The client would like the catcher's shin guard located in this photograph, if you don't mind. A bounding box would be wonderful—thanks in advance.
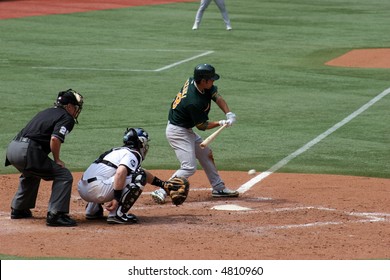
[116,184,142,216]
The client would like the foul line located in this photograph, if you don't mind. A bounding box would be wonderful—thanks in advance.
[154,50,214,71]
[237,87,390,194]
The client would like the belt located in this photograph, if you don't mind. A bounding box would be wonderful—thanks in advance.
[94,159,118,169]
[87,177,97,183]
[14,136,30,143]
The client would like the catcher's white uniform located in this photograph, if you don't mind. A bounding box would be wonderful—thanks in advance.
[77,147,142,217]
[192,0,232,30]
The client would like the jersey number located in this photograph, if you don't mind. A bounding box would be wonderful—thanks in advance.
[172,80,189,109]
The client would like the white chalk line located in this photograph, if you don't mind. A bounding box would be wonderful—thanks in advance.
[237,86,390,194]
[1,204,389,234]
[31,50,214,72]
[154,50,214,71]
[247,206,390,233]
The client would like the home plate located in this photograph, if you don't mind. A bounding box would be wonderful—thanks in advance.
[211,204,252,211]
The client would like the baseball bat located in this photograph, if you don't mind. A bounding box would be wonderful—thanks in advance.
[200,124,228,149]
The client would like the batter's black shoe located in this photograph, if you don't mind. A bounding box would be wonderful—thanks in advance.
[46,212,77,227]
[11,208,32,219]
[212,188,239,198]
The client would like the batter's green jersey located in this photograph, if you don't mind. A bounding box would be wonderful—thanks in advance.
[168,77,219,130]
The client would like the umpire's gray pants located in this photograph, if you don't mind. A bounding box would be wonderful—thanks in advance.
[6,140,73,213]
[166,123,225,191]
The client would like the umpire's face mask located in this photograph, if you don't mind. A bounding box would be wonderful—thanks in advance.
[65,103,83,124]
[73,104,83,124]
[72,92,84,124]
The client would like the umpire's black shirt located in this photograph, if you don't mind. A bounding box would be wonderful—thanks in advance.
[17,107,75,154]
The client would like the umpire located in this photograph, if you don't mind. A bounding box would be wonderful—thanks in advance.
[5,89,84,227]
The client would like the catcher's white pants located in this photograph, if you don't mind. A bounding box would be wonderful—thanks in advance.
[166,123,225,191]
[77,176,133,216]
[194,0,231,27]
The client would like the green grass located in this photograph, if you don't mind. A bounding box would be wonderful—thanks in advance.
[0,254,84,260]
[0,0,389,178]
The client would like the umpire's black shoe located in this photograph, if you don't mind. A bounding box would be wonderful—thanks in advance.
[46,212,77,227]
[11,208,32,219]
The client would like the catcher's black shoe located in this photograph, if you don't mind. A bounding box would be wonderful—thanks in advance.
[126,213,139,223]
[212,188,239,198]
[107,213,138,224]
[11,208,33,219]
[85,203,104,220]
[46,212,77,227]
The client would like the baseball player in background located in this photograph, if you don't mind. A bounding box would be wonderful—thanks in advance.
[151,63,238,204]
[5,89,84,227]
[192,0,232,30]
[77,127,168,224]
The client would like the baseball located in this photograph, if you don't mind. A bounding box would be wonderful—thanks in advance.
[248,169,256,175]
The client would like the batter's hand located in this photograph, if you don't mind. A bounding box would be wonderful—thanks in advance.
[219,120,228,126]
[226,119,234,126]
[226,112,236,125]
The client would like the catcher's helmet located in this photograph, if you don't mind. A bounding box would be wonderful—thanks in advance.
[193,64,220,81]
[123,127,150,160]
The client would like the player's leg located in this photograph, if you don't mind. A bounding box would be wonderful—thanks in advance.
[214,0,232,30]
[151,124,197,204]
[107,183,143,224]
[78,176,114,220]
[85,202,104,220]
[10,175,40,219]
[195,134,238,197]
[7,140,37,218]
[193,0,212,29]
[152,125,196,203]
[169,132,197,179]
[46,165,77,226]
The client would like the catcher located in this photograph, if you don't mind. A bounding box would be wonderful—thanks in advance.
[77,127,189,224]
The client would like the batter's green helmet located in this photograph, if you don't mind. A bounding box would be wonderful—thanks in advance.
[193,64,220,81]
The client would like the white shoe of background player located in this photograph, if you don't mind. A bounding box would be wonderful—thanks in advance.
[151,188,167,204]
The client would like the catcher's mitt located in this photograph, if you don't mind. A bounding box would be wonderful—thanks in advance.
[163,176,190,206]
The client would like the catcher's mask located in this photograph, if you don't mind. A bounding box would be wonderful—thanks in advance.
[55,89,84,123]
[123,127,150,160]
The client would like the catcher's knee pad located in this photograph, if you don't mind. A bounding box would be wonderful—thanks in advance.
[116,184,142,215]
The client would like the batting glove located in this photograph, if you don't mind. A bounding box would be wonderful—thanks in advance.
[226,119,234,127]
[219,120,233,127]
[226,112,236,124]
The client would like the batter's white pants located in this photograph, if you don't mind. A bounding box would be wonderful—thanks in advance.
[166,123,225,191]
[194,0,231,27]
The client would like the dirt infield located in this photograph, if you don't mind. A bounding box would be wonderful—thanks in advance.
[1,171,389,260]
[326,48,390,68]
[0,0,195,20]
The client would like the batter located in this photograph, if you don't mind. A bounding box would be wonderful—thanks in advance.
[151,63,238,204]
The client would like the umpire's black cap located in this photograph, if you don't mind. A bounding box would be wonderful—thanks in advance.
[56,89,83,107]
